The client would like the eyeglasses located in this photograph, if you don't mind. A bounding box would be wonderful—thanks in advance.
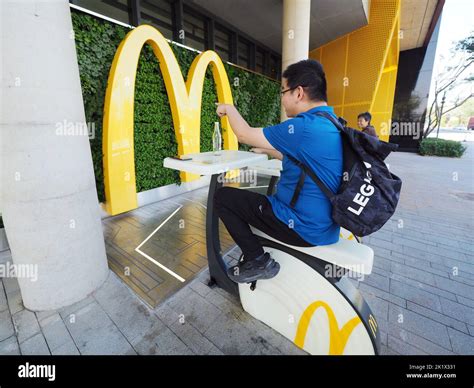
[280,85,305,96]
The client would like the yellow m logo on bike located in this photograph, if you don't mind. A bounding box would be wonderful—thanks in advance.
[294,300,362,355]
[103,25,237,215]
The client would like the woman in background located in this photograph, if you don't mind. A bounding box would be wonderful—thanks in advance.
[357,112,378,138]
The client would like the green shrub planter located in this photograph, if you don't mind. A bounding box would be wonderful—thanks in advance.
[419,138,467,158]
[71,10,281,203]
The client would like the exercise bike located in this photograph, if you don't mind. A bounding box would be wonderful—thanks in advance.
[165,152,380,355]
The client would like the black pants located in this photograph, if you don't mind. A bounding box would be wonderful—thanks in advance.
[214,186,314,260]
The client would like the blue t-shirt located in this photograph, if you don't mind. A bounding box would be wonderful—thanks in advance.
[263,106,342,246]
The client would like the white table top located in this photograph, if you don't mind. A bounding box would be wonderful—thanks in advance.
[163,150,268,176]
[249,158,282,177]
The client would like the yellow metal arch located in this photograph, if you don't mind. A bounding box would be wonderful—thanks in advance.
[103,25,237,215]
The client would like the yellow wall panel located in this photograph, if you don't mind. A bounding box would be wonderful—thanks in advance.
[321,36,347,107]
[342,105,371,129]
[333,106,343,118]
[309,0,401,142]
[312,48,322,62]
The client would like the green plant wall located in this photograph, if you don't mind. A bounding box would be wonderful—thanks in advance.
[71,10,281,203]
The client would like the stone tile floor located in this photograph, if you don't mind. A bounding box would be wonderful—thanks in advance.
[0,144,472,355]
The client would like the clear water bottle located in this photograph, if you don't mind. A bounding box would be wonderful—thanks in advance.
[212,121,222,155]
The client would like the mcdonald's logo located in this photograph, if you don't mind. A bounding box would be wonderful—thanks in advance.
[368,313,378,337]
[103,25,238,215]
[294,300,362,355]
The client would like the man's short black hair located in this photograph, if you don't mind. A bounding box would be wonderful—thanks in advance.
[282,59,327,102]
[358,112,372,123]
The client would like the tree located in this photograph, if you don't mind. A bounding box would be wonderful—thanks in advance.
[442,98,474,127]
[424,32,473,138]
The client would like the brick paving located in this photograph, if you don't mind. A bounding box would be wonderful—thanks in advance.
[0,144,472,355]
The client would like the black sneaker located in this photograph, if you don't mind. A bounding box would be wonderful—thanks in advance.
[227,252,280,283]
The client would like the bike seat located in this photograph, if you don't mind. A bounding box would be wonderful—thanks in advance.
[250,226,374,275]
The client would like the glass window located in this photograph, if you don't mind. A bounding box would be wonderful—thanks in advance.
[183,8,206,51]
[214,24,230,62]
[140,0,173,40]
[269,54,279,80]
[72,0,130,24]
[256,48,264,74]
[238,37,250,68]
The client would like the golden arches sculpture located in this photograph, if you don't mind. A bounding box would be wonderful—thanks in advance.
[103,25,237,215]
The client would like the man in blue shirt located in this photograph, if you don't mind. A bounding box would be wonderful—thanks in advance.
[214,59,342,283]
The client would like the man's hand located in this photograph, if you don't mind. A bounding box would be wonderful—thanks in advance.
[215,103,230,118]
[214,102,275,150]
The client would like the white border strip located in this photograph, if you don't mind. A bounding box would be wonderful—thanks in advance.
[70,3,134,29]
[135,205,186,282]
[69,3,201,55]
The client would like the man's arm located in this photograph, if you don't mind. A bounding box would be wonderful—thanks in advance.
[216,103,276,149]
[251,148,283,160]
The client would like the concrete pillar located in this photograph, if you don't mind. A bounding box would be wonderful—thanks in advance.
[1,0,109,310]
[281,0,311,121]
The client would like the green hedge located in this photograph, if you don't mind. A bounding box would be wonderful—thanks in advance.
[419,138,466,158]
[72,10,281,203]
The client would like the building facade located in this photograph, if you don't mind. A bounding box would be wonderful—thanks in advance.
[1,0,445,311]
[70,0,444,145]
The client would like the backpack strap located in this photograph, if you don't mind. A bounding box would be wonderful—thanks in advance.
[313,111,345,131]
[287,111,342,208]
[289,163,306,208]
[287,154,334,207]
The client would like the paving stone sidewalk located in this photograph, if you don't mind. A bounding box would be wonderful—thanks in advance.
[0,144,472,355]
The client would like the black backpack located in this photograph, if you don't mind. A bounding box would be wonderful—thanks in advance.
[287,111,402,237]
